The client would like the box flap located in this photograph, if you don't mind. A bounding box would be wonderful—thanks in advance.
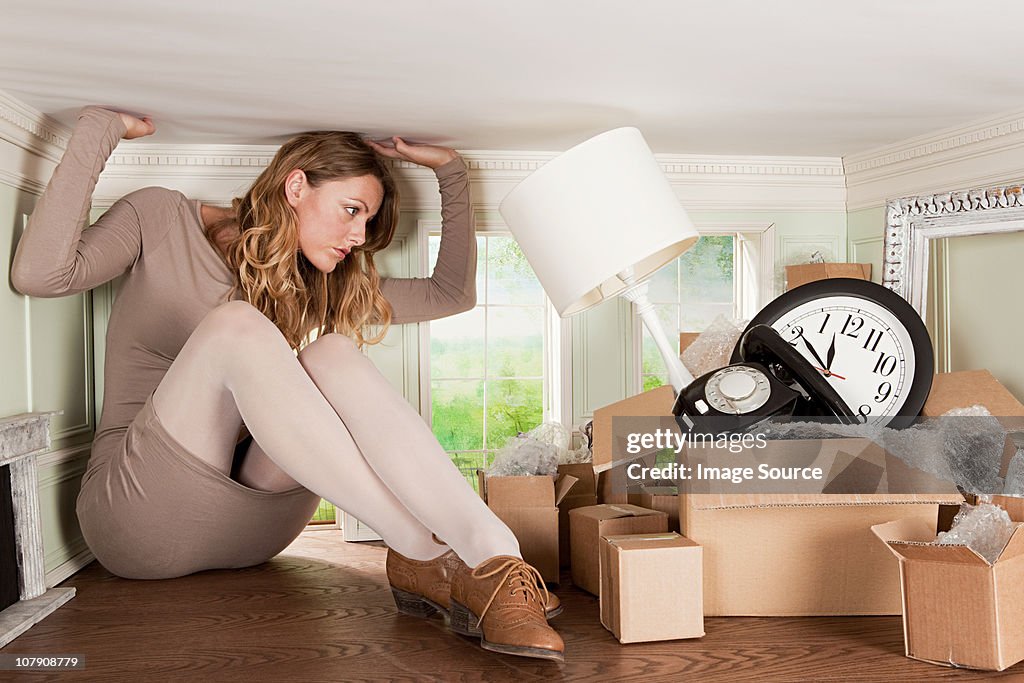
[558,463,597,494]
[888,542,990,566]
[871,518,991,565]
[871,517,937,545]
[569,503,667,522]
[554,474,580,505]
[922,370,1024,417]
[995,524,1024,562]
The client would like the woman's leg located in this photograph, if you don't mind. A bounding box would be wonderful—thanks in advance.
[152,300,520,566]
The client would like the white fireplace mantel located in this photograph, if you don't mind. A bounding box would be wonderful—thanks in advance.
[0,411,76,648]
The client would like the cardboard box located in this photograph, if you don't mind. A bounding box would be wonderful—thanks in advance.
[872,516,1024,671]
[785,262,871,291]
[557,463,598,569]
[476,471,577,584]
[628,486,680,533]
[592,384,674,472]
[569,504,668,595]
[600,533,704,643]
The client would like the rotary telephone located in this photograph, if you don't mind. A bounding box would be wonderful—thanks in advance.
[672,324,858,433]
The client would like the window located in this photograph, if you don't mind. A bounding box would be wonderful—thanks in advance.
[639,225,774,390]
[423,227,557,490]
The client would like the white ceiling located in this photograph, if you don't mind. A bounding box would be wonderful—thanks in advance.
[2,0,1024,157]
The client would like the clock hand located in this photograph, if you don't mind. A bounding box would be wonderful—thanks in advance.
[825,332,837,374]
[800,337,829,374]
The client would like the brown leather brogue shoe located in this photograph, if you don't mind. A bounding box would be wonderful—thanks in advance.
[385,548,454,619]
[444,555,562,623]
[449,555,565,662]
[387,548,563,621]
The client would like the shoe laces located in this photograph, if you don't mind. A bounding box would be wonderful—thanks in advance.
[472,557,550,622]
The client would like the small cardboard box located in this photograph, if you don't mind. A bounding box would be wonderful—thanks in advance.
[628,486,681,533]
[872,516,1024,671]
[785,262,871,291]
[557,464,598,569]
[600,532,704,643]
[476,471,578,584]
[569,504,669,595]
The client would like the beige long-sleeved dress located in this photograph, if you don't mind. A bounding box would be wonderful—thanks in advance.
[11,107,476,579]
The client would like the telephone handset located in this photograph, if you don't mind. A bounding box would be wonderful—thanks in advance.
[671,324,857,433]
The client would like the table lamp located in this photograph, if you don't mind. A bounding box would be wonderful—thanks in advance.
[499,127,699,392]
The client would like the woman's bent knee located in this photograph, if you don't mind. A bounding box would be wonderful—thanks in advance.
[194,300,282,350]
[297,333,363,374]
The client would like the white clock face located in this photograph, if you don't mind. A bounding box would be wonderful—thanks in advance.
[770,296,916,425]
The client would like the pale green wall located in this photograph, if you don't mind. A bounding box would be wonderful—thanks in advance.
[938,231,1024,400]
[2,180,95,582]
[846,207,886,284]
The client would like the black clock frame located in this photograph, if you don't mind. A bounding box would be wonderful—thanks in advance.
[729,277,934,426]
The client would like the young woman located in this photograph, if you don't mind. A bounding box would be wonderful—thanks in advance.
[11,106,564,662]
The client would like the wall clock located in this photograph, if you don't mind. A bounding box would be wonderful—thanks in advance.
[728,278,934,427]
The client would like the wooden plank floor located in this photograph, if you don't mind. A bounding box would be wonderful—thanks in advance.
[4,529,1021,682]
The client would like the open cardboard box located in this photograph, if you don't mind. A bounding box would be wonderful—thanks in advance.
[872,515,1024,671]
[591,370,1023,615]
[476,471,578,584]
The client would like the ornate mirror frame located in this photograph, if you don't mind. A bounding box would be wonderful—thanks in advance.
[883,182,1024,320]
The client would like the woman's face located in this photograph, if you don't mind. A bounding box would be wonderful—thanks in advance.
[287,172,385,273]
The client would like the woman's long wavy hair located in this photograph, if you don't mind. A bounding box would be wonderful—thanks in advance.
[206,131,399,350]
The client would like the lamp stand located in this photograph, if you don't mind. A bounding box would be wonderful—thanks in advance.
[618,269,695,393]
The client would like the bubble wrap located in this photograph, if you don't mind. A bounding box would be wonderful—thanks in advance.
[756,404,1006,494]
[1001,432,1024,497]
[681,315,745,378]
[935,502,1018,564]
[486,422,569,477]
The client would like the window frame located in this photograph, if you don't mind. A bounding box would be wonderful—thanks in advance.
[633,222,776,386]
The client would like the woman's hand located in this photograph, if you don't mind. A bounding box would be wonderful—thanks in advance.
[117,111,156,140]
[368,136,459,170]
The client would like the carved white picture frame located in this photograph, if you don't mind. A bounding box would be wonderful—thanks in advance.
[883,182,1024,319]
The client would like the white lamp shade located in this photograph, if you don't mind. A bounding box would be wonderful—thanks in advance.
[499,127,698,317]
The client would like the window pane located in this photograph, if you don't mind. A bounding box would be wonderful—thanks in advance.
[641,303,679,373]
[486,379,544,450]
[431,380,484,451]
[431,307,485,378]
[642,374,667,391]
[680,302,734,333]
[487,236,544,305]
[487,307,544,378]
[680,235,734,304]
[449,451,486,491]
[648,260,679,303]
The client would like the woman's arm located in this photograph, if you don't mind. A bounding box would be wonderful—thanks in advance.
[372,138,477,324]
[10,107,153,297]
